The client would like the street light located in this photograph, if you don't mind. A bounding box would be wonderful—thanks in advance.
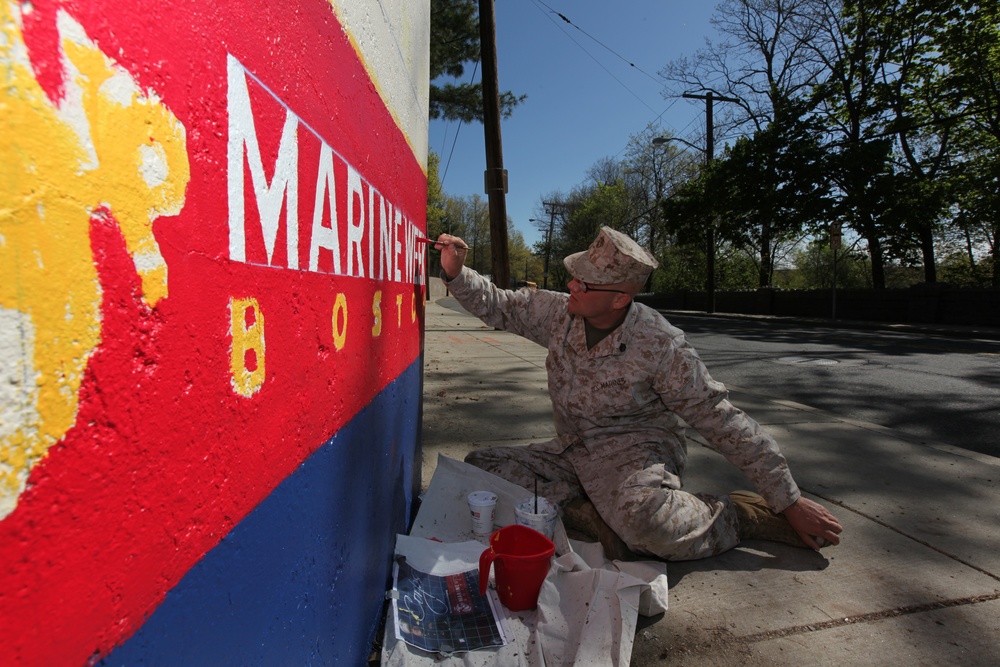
[652,135,702,152]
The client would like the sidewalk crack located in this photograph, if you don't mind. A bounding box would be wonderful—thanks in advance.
[806,488,1000,583]
[739,591,1000,644]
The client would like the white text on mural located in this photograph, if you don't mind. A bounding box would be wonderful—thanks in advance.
[226,54,424,284]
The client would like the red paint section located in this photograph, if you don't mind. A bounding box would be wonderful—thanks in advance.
[2,1,426,665]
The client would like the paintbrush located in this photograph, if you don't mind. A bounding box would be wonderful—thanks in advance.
[415,236,470,250]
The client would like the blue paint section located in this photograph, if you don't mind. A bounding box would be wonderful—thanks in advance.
[99,360,423,666]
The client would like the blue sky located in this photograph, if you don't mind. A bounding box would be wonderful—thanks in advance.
[429,0,720,247]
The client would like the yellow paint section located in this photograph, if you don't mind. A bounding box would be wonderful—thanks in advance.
[332,293,348,350]
[0,5,189,519]
[230,298,266,397]
[372,290,383,337]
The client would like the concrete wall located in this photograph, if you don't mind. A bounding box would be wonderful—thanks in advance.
[0,1,429,664]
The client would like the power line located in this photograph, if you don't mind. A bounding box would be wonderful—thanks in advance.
[524,0,711,160]
[526,0,660,115]
[440,59,480,186]
[530,0,666,86]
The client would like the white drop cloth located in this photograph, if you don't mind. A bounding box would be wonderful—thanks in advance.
[381,456,668,666]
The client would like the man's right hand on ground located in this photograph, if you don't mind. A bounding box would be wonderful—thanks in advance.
[782,496,843,549]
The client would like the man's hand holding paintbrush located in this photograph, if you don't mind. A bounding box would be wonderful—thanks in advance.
[419,234,469,280]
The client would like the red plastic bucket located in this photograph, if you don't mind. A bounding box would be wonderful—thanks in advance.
[479,524,555,611]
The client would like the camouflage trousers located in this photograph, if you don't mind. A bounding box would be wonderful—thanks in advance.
[465,440,740,561]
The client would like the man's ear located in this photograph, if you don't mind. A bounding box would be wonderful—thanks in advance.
[612,292,633,309]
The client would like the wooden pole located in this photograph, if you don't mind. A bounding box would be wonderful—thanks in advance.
[478,0,510,288]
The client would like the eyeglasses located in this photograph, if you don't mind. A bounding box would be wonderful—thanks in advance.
[578,281,629,295]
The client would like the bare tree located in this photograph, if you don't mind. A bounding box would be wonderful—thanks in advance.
[660,0,828,287]
[661,0,824,136]
[804,0,912,289]
[622,125,700,263]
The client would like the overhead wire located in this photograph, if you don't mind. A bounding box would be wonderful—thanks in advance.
[525,0,704,162]
[526,0,661,115]
[526,1,751,162]
[529,0,666,87]
[439,59,480,187]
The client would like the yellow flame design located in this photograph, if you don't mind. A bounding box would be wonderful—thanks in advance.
[0,3,190,519]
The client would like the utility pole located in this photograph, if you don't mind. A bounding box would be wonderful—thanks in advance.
[478,0,510,288]
[831,222,842,320]
[540,201,569,289]
[683,91,738,314]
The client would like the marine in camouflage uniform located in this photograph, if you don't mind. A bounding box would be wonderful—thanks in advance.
[440,227,839,561]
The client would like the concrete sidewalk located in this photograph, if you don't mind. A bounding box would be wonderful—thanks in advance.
[420,285,1000,666]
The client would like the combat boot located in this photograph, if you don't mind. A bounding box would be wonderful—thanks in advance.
[562,498,637,561]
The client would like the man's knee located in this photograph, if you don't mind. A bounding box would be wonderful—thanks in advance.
[608,486,738,561]
[610,503,664,552]
[464,447,528,482]
[464,447,500,471]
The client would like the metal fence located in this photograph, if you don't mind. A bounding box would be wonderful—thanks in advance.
[636,285,1000,327]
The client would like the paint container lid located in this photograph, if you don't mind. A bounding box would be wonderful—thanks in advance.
[468,491,497,507]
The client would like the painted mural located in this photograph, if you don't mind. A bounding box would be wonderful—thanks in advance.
[0,0,428,664]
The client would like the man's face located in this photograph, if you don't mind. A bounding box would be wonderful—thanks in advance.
[566,277,628,318]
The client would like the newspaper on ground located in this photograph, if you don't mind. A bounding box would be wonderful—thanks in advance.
[392,555,509,654]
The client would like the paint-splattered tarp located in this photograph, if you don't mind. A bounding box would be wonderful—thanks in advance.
[381,456,668,667]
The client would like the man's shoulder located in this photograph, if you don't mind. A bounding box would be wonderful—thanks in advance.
[630,302,679,336]
[524,286,569,313]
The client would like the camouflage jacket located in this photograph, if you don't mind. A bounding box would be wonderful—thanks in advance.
[444,267,801,512]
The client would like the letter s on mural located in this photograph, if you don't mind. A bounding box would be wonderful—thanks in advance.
[0,0,428,664]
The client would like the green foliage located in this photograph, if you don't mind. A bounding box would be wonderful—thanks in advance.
[713,95,833,286]
[714,245,760,290]
[937,251,993,288]
[426,152,446,238]
[505,223,543,286]
[787,242,870,290]
[429,0,526,122]
[936,1,1000,287]
[427,179,537,285]
[430,84,525,123]
[660,173,712,247]
[430,0,479,80]
[650,244,706,292]
[802,0,1000,288]
[567,182,630,244]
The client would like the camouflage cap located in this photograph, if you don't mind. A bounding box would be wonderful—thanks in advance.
[563,226,659,285]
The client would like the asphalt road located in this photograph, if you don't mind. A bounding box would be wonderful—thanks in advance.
[662,313,1000,460]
